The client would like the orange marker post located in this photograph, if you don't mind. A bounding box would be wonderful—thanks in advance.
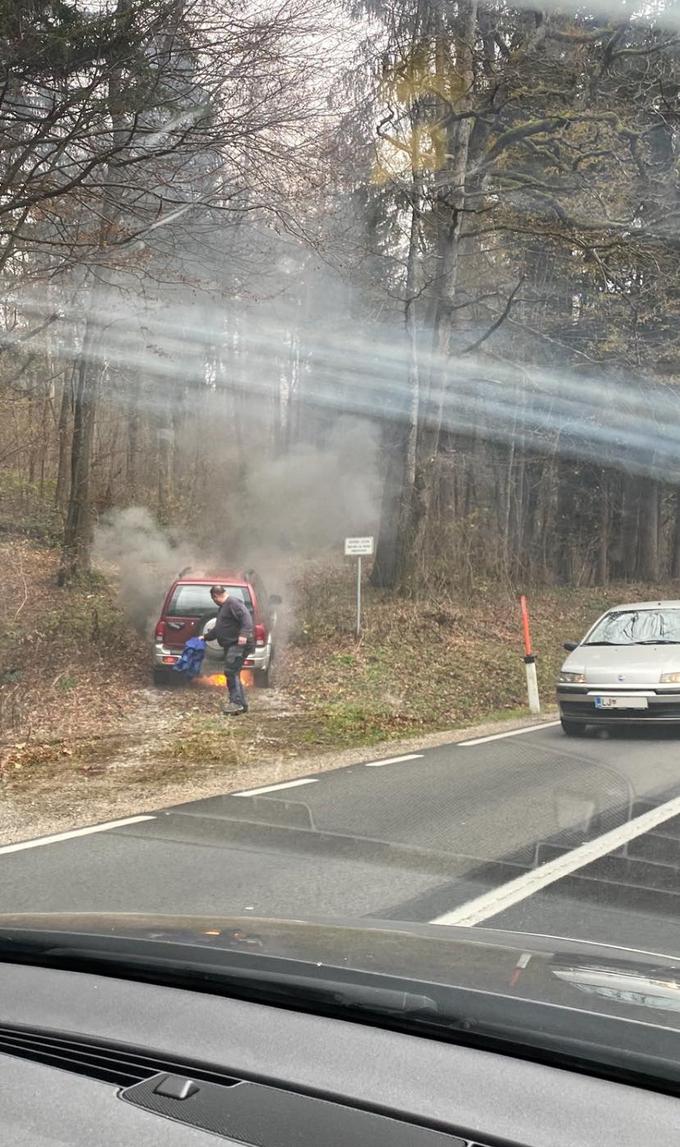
[519,595,541,715]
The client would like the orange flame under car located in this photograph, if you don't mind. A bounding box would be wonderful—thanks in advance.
[192,670,254,689]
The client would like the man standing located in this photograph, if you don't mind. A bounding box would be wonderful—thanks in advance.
[205,585,254,715]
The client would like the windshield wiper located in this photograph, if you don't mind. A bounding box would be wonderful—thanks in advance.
[581,639,680,646]
[632,640,680,645]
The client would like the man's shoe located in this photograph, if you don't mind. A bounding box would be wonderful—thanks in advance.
[222,701,246,715]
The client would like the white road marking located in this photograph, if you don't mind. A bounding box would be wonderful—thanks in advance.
[459,721,561,746]
[234,778,318,797]
[364,754,424,767]
[0,816,155,856]
[430,791,680,926]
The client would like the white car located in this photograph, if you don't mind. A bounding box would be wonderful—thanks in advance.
[557,600,680,735]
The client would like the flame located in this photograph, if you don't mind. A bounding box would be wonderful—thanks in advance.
[192,670,254,689]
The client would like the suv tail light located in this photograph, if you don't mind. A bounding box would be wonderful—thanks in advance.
[254,623,266,646]
[154,620,166,642]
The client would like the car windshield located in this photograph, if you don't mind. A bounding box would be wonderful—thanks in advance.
[168,585,252,617]
[8,0,680,1092]
[586,610,680,646]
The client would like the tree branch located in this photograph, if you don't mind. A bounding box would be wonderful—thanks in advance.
[461,277,524,355]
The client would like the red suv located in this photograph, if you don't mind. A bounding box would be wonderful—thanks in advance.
[153,571,280,687]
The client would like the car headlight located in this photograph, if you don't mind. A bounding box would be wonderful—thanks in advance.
[559,671,586,683]
[660,671,680,683]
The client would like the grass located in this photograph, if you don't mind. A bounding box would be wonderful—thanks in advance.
[0,537,148,761]
[163,716,246,765]
[278,569,680,749]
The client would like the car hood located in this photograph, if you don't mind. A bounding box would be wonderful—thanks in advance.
[3,911,680,1026]
[562,644,680,684]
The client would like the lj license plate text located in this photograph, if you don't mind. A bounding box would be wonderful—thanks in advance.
[594,696,649,710]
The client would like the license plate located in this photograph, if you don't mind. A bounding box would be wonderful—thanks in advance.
[594,695,648,710]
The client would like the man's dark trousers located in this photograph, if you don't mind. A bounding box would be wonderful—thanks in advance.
[225,643,249,708]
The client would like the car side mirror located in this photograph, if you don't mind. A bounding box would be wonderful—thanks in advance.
[563,640,579,652]
[269,594,283,605]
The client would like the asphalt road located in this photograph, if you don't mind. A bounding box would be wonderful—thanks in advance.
[3,721,680,953]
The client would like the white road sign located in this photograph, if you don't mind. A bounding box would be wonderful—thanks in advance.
[344,536,374,556]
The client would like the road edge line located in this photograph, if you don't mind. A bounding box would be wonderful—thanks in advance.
[365,754,424,767]
[0,815,156,856]
[234,778,318,797]
[459,721,561,746]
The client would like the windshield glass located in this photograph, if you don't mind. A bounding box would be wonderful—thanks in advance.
[586,610,680,645]
[7,0,680,1087]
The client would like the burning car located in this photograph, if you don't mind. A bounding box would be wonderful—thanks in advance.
[152,571,280,688]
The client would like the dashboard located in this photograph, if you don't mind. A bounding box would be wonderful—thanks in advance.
[1,961,678,1146]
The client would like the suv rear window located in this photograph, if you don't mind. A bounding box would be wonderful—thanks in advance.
[167,584,253,617]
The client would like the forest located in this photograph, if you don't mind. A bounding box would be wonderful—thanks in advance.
[3,0,680,594]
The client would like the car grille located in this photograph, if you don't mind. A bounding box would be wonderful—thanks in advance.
[561,700,680,720]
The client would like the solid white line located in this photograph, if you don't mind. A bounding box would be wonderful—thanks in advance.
[0,816,155,856]
[234,778,318,797]
[431,791,680,927]
[364,754,424,767]
[459,721,561,747]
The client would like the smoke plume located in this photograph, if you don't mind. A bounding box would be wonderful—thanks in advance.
[94,419,379,635]
[93,508,201,635]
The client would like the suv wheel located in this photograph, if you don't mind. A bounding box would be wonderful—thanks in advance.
[153,667,177,687]
[561,717,586,736]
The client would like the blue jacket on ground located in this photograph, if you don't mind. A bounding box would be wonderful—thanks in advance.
[173,636,207,679]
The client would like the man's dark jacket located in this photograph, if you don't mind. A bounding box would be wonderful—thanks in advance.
[209,596,254,648]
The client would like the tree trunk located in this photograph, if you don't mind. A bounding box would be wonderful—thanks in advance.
[126,380,140,501]
[397,170,422,521]
[372,168,423,588]
[276,327,299,457]
[536,439,559,583]
[618,474,640,579]
[597,472,609,585]
[555,458,575,585]
[38,384,51,498]
[103,415,119,509]
[671,489,680,579]
[157,418,174,525]
[501,439,515,576]
[57,0,128,581]
[57,2,130,582]
[58,315,102,583]
[371,417,409,588]
[371,42,424,590]
[638,475,660,581]
[55,368,73,510]
[400,0,479,592]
